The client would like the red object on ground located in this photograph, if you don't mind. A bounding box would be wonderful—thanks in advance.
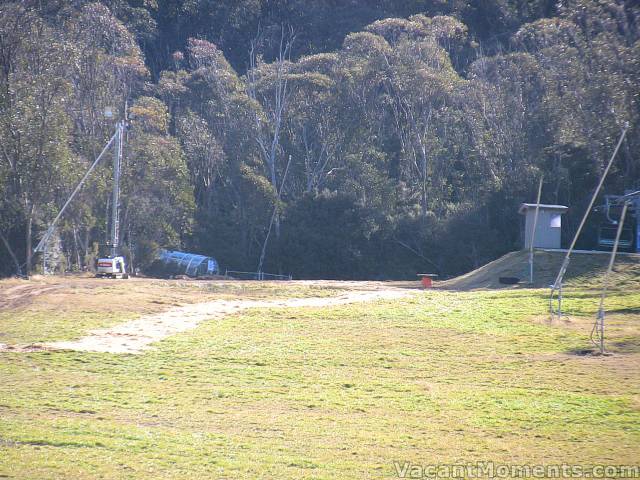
[418,273,437,288]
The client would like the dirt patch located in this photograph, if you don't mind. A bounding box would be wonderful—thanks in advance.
[1,288,414,354]
[0,283,64,310]
[437,250,640,290]
[0,342,53,353]
[531,314,585,329]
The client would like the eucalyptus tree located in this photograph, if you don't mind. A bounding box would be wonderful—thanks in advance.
[245,26,296,240]
[163,38,243,208]
[61,2,148,269]
[512,5,639,195]
[333,30,393,202]
[0,4,76,275]
[283,53,340,195]
[157,37,272,267]
[120,96,195,268]
[363,15,467,215]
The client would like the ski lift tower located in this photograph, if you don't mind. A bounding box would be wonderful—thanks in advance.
[95,119,128,278]
[592,189,640,354]
[34,112,129,279]
[110,120,122,258]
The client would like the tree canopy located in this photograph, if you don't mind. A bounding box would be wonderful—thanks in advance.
[0,0,638,278]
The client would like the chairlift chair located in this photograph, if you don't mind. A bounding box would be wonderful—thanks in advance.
[596,195,636,252]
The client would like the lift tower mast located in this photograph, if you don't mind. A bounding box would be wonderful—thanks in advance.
[110,121,123,257]
[33,118,129,279]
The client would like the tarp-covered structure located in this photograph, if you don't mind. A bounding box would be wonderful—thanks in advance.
[152,249,219,278]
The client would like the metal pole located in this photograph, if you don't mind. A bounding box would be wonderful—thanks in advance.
[111,122,122,257]
[550,125,628,316]
[529,175,543,284]
[636,198,640,254]
[594,201,629,354]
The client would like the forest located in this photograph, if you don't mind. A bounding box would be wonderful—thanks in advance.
[0,0,638,279]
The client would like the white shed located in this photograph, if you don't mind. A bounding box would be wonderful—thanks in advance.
[518,203,568,249]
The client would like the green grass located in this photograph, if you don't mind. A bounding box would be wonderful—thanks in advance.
[197,282,345,299]
[0,278,346,345]
[0,309,141,345]
[0,285,639,479]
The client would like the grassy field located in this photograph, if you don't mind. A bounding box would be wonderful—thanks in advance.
[0,262,639,479]
[0,277,347,345]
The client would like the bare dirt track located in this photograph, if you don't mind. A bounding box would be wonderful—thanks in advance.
[0,281,63,310]
[44,289,413,354]
[2,250,639,353]
[0,276,418,354]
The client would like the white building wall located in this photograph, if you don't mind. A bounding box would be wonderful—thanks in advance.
[524,210,563,249]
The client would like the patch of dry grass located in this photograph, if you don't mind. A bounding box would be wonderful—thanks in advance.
[0,276,346,344]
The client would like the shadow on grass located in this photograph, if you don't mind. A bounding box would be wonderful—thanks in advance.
[566,337,640,356]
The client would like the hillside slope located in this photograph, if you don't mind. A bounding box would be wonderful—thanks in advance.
[438,249,640,290]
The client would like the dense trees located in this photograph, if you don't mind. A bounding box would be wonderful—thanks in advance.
[0,3,193,276]
[0,0,638,278]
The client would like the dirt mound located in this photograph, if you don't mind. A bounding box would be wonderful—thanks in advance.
[437,249,640,290]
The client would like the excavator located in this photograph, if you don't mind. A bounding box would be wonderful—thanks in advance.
[94,120,129,279]
[96,255,128,279]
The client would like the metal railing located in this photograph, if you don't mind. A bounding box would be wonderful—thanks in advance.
[224,270,292,281]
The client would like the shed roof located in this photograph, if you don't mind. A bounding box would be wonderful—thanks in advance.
[518,203,568,215]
